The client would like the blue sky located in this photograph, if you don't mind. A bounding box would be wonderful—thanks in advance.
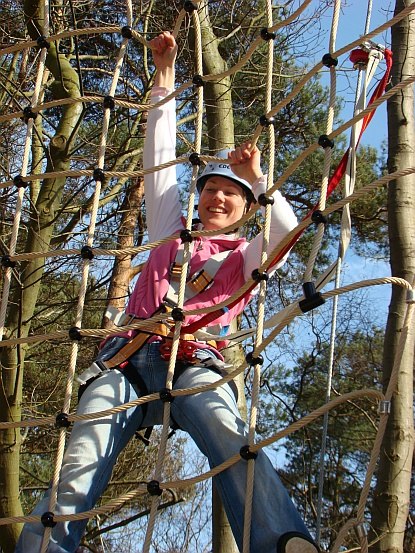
[309,0,394,149]
[303,1,395,322]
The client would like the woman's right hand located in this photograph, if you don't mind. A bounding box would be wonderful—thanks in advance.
[149,31,177,72]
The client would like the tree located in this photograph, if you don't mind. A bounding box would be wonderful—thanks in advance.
[1,1,411,551]
[370,2,415,552]
[0,0,83,547]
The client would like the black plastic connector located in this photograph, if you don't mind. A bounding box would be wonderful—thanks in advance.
[240,445,258,460]
[147,480,163,496]
[322,53,338,67]
[259,114,275,127]
[121,26,133,39]
[171,307,185,322]
[257,193,274,207]
[183,1,198,13]
[37,35,50,50]
[1,255,16,269]
[246,351,264,366]
[192,74,204,87]
[13,174,29,188]
[68,326,82,341]
[318,134,334,149]
[93,168,105,182]
[103,95,115,110]
[189,152,201,166]
[260,28,276,41]
[299,282,325,313]
[41,511,56,528]
[23,106,37,123]
[311,210,327,226]
[80,245,94,260]
[56,412,71,428]
[252,268,269,283]
[180,229,193,243]
[159,388,174,403]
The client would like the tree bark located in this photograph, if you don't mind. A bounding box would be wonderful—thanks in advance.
[102,178,145,330]
[197,6,241,552]
[198,3,235,152]
[370,2,415,552]
[0,1,83,549]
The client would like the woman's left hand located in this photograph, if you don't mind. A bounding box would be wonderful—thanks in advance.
[228,142,263,185]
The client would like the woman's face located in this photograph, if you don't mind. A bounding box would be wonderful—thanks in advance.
[198,176,247,231]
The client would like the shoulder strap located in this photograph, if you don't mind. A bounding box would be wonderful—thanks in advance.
[163,243,233,307]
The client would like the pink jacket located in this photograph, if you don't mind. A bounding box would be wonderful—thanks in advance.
[116,87,297,353]
[126,232,252,341]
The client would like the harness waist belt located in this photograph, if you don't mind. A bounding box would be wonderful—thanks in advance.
[102,319,217,370]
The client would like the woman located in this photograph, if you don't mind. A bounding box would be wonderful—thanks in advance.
[16,32,318,553]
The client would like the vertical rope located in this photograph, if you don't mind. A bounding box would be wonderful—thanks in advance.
[303,0,341,282]
[303,0,342,544]
[142,9,204,551]
[330,277,415,553]
[315,3,378,542]
[242,2,276,551]
[0,37,49,341]
[40,3,133,550]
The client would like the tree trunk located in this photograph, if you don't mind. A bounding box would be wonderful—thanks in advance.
[370,2,415,552]
[199,3,235,152]
[212,329,247,553]
[102,178,145,330]
[197,6,241,552]
[0,1,82,549]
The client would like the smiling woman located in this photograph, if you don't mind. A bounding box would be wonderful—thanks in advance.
[15,31,317,553]
[195,144,263,230]
[198,175,249,230]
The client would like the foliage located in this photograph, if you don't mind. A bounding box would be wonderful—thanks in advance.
[255,319,384,551]
[0,0,402,551]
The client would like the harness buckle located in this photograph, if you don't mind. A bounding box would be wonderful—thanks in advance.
[159,339,199,363]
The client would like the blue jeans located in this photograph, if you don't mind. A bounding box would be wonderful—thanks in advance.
[16,339,310,553]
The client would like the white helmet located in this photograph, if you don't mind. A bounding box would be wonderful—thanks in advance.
[196,149,254,202]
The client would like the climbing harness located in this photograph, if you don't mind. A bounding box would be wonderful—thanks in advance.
[77,236,239,396]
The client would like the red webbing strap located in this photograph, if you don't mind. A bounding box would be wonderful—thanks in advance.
[183,49,392,336]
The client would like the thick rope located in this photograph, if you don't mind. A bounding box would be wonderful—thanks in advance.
[39,4,134,549]
[142,10,205,550]
[0,388,385,529]
[316,1,379,540]
[0,28,49,341]
[0,3,414,552]
[243,1,276,549]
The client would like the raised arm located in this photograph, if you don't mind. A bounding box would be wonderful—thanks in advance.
[151,31,177,90]
[228,143,298,281]
[144,32,183,242]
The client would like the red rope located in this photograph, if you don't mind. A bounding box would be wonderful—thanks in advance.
[183,49,392,335]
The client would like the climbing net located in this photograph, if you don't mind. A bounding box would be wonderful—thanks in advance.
[0,0,414,552]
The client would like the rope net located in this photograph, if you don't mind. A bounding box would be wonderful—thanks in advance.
[0,1,414,552]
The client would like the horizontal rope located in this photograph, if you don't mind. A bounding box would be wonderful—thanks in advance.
[0,387,383,527]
